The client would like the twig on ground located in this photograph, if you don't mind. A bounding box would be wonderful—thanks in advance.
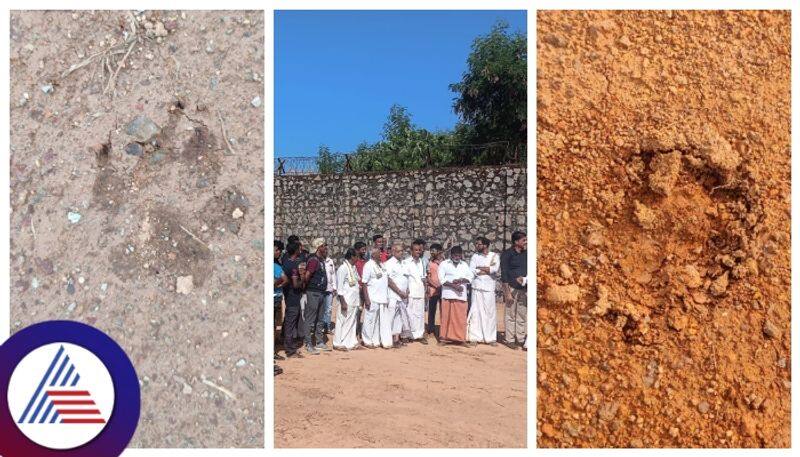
[217,110,237,155]
[60,10,141,97]
[202,378,236,401]
[105,39,136,96]
[179,224,210,250]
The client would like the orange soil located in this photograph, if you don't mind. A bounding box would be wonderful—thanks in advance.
[537,10,790,448]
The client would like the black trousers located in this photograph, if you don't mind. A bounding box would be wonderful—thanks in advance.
[427,295,440,335]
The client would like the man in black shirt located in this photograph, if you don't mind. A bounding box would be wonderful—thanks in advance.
[501,230,527,349]
[281,241,306,358]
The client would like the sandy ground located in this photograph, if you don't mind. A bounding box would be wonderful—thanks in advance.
[537,11,790,448]
[274,302,527,448]
[10,11,264,447]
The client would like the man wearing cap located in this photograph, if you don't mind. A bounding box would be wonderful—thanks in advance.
[301,237,332,355]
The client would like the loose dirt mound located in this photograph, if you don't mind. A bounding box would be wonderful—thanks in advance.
[537,11,789,448]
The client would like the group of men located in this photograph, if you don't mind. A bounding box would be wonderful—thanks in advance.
[273,231,527,368]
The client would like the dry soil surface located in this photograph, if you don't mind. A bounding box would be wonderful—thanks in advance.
[274,303,527,448]
[537,11,790,448]
[10,10,264,447]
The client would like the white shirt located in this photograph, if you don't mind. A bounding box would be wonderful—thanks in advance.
[403,256,426,299]
[325,257,337,292]
[437,258,475,301]
[385,256,409,302]
[361,259,388,304]
[336,261,361,305]
[469,251,500,292]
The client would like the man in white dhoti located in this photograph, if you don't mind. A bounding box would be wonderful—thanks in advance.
[468,236,500,345]
[402,239,428,344]
[333,248,361,351]
[361,247,392,348]
[386,242,412,347]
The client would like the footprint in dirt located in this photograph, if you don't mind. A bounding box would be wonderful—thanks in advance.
[591,123,765,344]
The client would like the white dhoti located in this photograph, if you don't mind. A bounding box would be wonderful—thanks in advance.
[378,302,395,348]
[361,303,381,347]
[408,296,426,339]
[468,289,497,343]
[333,299,359,350]
[391,299,412,338]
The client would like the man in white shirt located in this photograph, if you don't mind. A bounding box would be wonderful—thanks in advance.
[361,248,391,348]
[402,239,428,344]
[468,237,500,345]
[436,245,475,345]
[333,248,361,350]
[386,242,412,347]
[323,255,337,335]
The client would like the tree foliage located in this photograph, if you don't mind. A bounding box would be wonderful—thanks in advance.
[450,21,527,162]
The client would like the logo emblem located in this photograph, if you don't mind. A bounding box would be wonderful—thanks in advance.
[1,321,139,457]
[9,343,115,449]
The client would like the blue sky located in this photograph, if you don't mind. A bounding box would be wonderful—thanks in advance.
[275,10,527,157]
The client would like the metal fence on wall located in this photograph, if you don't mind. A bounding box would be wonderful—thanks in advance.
[274,141,525,175]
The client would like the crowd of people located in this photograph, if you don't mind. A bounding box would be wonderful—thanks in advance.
[272,232,528,375]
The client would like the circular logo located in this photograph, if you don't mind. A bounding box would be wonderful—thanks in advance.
[0,321,140,457]
[8,343,116,449]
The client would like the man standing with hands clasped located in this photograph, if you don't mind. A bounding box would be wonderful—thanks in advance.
[468,236,500,346]
[386,242,412,348]
[437,245,474,345]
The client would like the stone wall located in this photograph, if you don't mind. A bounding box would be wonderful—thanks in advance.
[274,165,527,259]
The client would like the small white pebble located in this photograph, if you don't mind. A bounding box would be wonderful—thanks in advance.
[67,211,82,224]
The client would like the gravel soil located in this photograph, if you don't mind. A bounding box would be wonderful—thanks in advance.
[537,10,790,448]
[10,10,265,447]
[275,301,527,448]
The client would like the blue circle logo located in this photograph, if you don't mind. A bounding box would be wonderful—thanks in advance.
[0,321,140,456]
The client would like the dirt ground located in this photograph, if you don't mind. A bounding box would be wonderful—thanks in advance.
[537,11,790,448]
[10,11,264,447]
[274,302,527,448]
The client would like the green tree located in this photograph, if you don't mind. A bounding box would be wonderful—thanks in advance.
[450,21,527,163]
[316,145,344,174]
[349,105,462,172]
